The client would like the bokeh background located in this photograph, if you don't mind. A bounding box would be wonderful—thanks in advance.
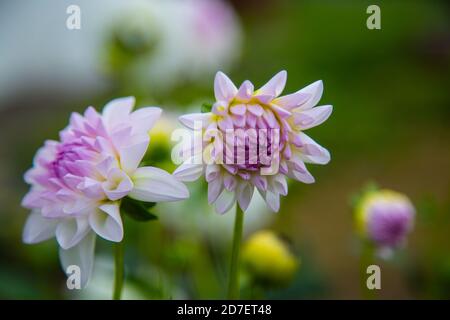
[0,0,449,299]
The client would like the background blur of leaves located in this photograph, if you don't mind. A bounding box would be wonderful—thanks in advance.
[0,0,449,299]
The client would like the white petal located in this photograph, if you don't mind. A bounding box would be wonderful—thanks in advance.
[59,231,96,289]
[208,175,223,204]
[288,158,315,184]
[102,168,134,201]
[237,182,254,212]
[298,132,331,164]
[273,91,310,110]
[129,166,190,202]
[205,164,221,183]
[102,97,135,130]
[89,203,123,242]
[119,134,149,174]
[257,70,287,97]
[56,217,90,250]
[22,211,58,244]
[215,189,236,215]
[296,80,323,110]
[173,161,204,182]
[214,71,238,101]
[265,191,280,212]
[129,107,162,134]
[179,113,211,130]
[294,105,333,130]
[270,174,288,196]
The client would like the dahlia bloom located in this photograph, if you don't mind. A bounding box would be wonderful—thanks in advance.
[174,71,332,213]
[21,97,189,287]
[355,189,415,254]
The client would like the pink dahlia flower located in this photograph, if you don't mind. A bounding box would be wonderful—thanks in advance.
[174,71,332,214]
[21,97,189,287]
[356,189,415,255]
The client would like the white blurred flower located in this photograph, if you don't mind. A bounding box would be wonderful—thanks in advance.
[0,0,242,105]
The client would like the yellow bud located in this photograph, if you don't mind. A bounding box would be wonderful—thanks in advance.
[242,230,299,286]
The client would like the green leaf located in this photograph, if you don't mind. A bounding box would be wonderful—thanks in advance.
[121,197,157,222]
[201,102,213,113]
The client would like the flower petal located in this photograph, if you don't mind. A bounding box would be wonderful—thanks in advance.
[102,96,135,130]
[59,231,96,289]
[230,104,247,116]
[208,175,223,204]
[215,189,236,214]
[129,166,190,202]
[173,161,204,182]
[273,91,310,110]
[102,168,133,201]
[297,132,331,164]
[265,191,280,212]
[22,211,58,244]
[237,182,254,212]
[296,80,323,110]
[119,134,150,174]
[206,164,221,183]
[236,80,254,101]
[89,202,123,242]
[179,113,211,130]
[223,174,237,191]
[270,174,288,196]
[287,158,316,184]
[129,107,162,134]
[56,217,90,250]
[257,70,287,97]
[214,71,238,101]
[293,105,333,130]
[247,104,264,117]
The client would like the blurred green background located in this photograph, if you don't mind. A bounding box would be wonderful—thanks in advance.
[0,0,449,299]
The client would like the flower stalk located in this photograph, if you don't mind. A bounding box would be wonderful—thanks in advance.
[227,204,244,299]
[113,241,124,300]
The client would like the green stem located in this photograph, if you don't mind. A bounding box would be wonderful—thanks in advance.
[227,204,244,300]
[113,241,124,300]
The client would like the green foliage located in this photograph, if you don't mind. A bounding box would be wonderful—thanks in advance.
[201,102,213,113]
[120,197,158,222]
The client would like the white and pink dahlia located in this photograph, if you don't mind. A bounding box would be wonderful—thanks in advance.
[174,71,332,214]
[21,97,189,287]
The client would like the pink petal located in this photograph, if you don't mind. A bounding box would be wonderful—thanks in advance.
[230,104,247,115]
[214,71,237,102]
[237,182,254,211]
[179,113,212,130]
[214,189,236,214]
[236,80,254,101]
[208,176,223,204]
[258,70,287,97]
[273,92,310,110]
[223,174,237,191]
[293,105,333,130]
[270,104,292,119]
[247,104,264,117]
